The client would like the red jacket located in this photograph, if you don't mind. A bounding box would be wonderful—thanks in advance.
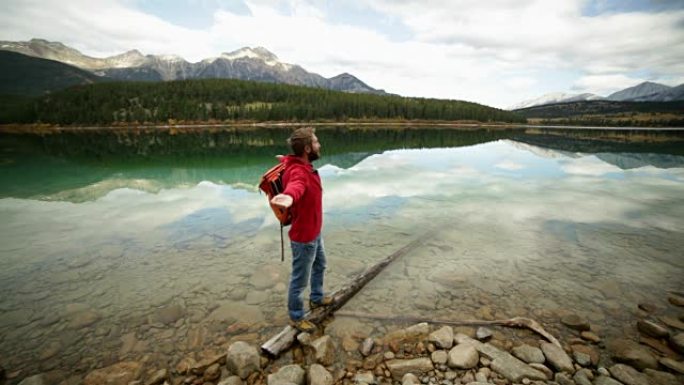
[281,155,323,243]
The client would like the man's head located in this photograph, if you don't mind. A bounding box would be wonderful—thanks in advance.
[288,126,321,162]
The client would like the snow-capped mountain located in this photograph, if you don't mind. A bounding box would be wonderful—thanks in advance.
[510,81,684,110]
[508,92,603,110]
[0,38,385,94]
[606,81,674,101]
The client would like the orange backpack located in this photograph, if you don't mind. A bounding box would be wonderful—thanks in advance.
[259,162,291,261]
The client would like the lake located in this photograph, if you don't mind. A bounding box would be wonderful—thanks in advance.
[1,126,683,378]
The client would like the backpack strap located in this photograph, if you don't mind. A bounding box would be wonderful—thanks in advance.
[280,223,285,262]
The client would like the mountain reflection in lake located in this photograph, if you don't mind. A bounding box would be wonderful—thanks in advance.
[0,127,683,377]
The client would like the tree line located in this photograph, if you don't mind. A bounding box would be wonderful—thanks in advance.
[3,78,526,125]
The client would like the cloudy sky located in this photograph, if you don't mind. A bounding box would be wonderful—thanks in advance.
[2,0,684,108]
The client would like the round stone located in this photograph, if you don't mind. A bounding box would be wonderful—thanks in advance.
[561,314,590,331]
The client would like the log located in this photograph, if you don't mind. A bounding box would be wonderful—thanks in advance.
[261,236,426,357]
[335,311,562,348]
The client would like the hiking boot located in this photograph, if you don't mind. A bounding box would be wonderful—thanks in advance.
[289,319,316,333]
[309,296,334,310]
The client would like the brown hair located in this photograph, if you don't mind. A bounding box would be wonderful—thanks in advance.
[288,127,316,156]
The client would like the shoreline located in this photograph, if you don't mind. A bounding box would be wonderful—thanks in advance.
[6,296,684,385]
[2,121,684,135]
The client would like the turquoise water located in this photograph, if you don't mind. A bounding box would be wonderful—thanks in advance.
[0,127,683,377]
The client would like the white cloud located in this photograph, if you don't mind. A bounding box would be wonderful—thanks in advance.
[0,0,683,108]
[571,74,645,95]
[495,160,525,171]
[560,156,622,176]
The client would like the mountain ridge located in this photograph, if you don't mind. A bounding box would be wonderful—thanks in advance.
[0,38,386,95]
[510,81,684,110]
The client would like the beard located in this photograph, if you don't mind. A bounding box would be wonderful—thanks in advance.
[309,150,320,162]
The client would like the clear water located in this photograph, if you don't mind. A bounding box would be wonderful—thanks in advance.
[1,127,683,376]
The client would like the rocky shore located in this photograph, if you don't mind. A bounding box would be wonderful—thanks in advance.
[5,293,684,385]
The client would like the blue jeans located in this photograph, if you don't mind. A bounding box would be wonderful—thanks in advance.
[288,234,326,321]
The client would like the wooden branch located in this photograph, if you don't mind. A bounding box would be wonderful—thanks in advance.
[261,236,427,357]
[335,311,562,348]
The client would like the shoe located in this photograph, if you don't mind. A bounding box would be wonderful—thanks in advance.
[309,296,334,310]
[289,319,316,333]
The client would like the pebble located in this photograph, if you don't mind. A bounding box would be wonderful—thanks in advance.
[668,294,684,307]
[561,314,590,331]
[580,331,600,343]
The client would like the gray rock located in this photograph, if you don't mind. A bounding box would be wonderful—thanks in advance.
[573,351,592,367]
[573,369,592,385]
[402,373,420,385]
[644,368,681,385]
[659,357,684,374]
[636,320,669,339]
[353,371,374,385]
[218,376,244,385]
[597,367,610,376]
[226,341,260,380]
[311,335,336,366]
[608,364,649,385]
[154,304,185,324]
[474,371,487,382]
[308,364,333,385]
[461,372,475,383]
[512,344,546,364]
[296,332,312,346]
[405,323,430,340]
[481,346,546,382]
[429,326,454,349]
[447,344,479,369]
[529,363,553,380]
[451,336,546,383]
[670,332,684,354]
[593,375,623,385]
[386,358,434,381]
[268,365,305,385]
[431,350,448,365]
[554,372,574,385]
[561,314,590,331]
[540,342,574,373]
[475,327,493,341]
[204,363,221,382]
[606,339,658,370]
[360,337,374,357]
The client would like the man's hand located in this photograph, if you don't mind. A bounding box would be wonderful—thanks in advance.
[271,193,293,208]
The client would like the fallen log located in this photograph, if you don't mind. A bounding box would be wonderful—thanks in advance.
[335,311,562,348]
[261,235,426,357]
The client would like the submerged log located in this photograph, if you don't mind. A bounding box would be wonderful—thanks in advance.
[261,236,426,357]
[335,311,562,348]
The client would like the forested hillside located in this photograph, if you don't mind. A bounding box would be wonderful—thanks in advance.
[2,78,526,125]
[516,100,684,127]
[0,51,105,96]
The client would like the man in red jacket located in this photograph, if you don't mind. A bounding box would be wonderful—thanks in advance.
[271,127,332,332]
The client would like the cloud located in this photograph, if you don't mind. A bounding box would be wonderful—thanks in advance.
[571,74,645,95]
[560,156,622,176]
[0,0,683,107]
[495,160,525,171]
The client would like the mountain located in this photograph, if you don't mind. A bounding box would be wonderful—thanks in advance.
[606,81,672,101]
[510,81,684,110]
[508,92,603,110]
[328,73,386,95]
[0,39,386,94]
[0,50,105,96]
